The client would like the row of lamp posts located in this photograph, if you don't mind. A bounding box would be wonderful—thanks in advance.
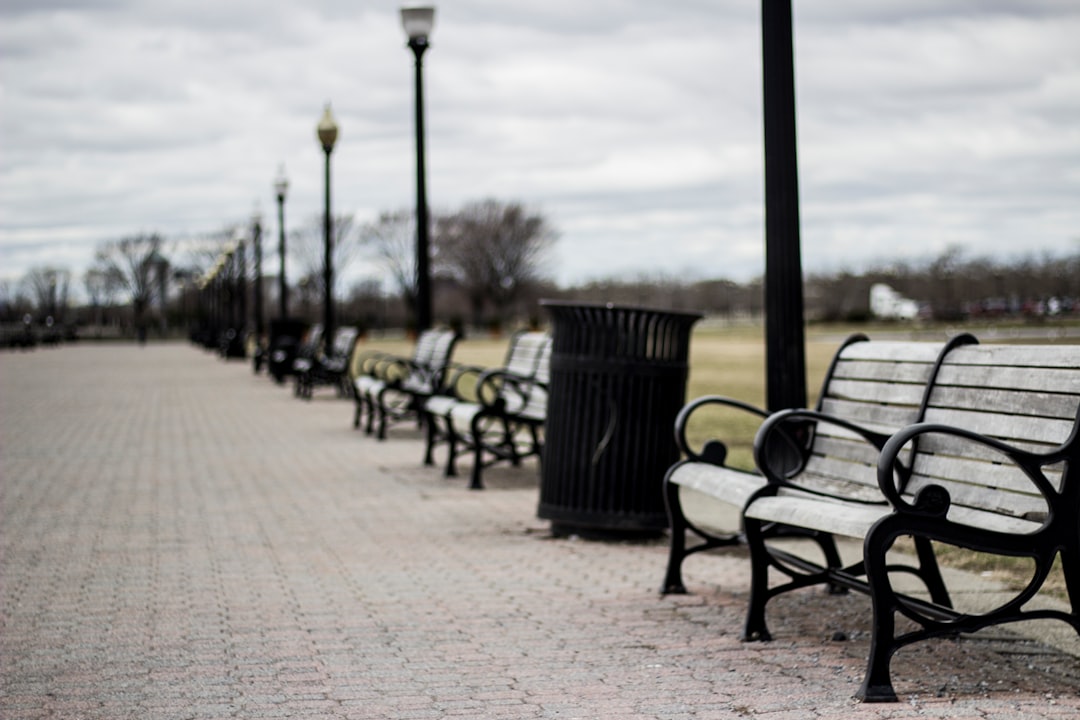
[200,2,806,416]
[194,7,436,359]
[198,0,433,354]
[255,5,435,358]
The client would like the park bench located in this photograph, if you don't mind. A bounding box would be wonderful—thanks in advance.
[735,339,1080,701]
[422,331,552,489]
[271,323,321,384]
[662,333,962,596]
[352,329,459,440]
[294,326,360,399]
[266,319,311,384]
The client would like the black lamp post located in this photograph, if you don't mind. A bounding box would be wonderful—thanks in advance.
[274,166,289,319]
[317,104,339,343]
[761,0,807,411]
[252,211,264,339]
[223,246,236,338]
[235,236,247,339]
[402,5,435,332]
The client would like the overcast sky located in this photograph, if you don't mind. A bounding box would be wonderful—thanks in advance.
[2,1,1079,296]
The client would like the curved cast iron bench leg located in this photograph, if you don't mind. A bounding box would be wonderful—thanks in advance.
[741,515,773,643]
[857,519,903,703]
[661,477,690,595]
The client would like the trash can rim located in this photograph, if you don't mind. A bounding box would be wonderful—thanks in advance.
[539,299,704,321]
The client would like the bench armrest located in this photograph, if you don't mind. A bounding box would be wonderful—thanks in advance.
[753,408,894,496]
[474,368,545,414]
[352,349,388,379]
[875,422,1064,519]
[373,354,425,384]
[674,395,769,465]
[434,363,488,401]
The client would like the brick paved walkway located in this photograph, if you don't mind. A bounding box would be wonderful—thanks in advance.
[3,343,1080,719]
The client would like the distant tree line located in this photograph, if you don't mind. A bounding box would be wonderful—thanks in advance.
[0,198,559,339]
[543,245,1080,325]
[3,220,1078,342]
[804,246,1080,322]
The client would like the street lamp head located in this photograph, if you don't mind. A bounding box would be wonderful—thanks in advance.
[401,6,435,46]
[274,165,289,201]
[317,103,339,154]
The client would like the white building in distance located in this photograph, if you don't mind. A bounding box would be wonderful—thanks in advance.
[870,283,920,320]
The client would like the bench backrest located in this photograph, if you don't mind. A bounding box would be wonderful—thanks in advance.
[411,329,444,367]
[398,329,459,393]
[329,326,360,359]
[504,331,551,378]
[790,335,961,499]
[514,334,553,421]
[427,330,459,373]
[903,343,1080,523]
[299,324,324,357]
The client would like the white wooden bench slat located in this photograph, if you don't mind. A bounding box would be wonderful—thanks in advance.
[943,344,1079,368]
[830,359,939,384]
[825,378,928,406]
[908,449,1064,496]
[907,455,1046,498]
[745,494,889,538]
[801,454,878,487]
[922,406,1077,445]
[928,386,1080,420]
[423,395,458,417]
[905,474,1049,518]
[916,432,1065,462]
[835,342,948,363]
[817,398,923,431]
[666,462,767,509]
[808,435,887,466]
[935,364,1080,394]
[745,492,1043,540]
[355,375,381,394]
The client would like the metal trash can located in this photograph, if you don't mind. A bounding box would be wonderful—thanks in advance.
[539,301,702,536]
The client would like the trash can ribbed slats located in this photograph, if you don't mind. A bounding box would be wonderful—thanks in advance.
[539,301,702,536]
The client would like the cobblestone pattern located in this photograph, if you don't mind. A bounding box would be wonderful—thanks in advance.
[2,344,1080,719]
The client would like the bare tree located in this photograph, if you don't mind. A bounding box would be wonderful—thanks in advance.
[359,209,418,316]
[436,199,556,326]
[0,278,33,323]
[21,266,72,322]
[288,214,363,302]
[83,267,119,332]
[94,233,166,338]
[186,225,239,279]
